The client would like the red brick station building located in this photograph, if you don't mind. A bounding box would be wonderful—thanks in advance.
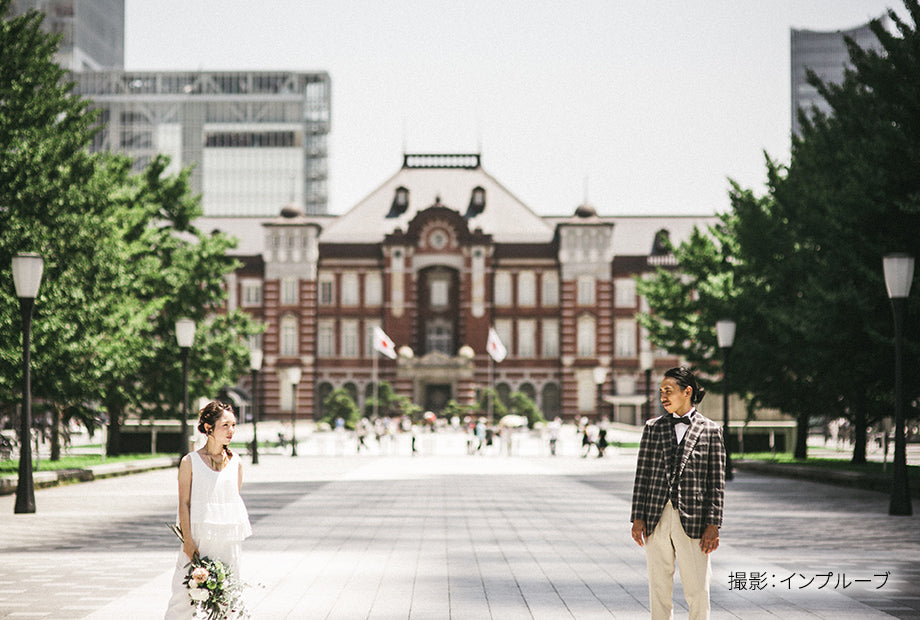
[206,153,716,426]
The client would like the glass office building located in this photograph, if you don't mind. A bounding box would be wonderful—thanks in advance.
[15,2,331,215]
[790,18,885,137]
[73,70,332,216]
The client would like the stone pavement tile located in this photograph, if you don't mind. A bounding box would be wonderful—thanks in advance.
[448,585,491,619]
[241,553,314,617]
[83,569,172,620]
[570,456,920,619]
[364,581,413,619]
[0,551,175,619]
[4,450,919,618]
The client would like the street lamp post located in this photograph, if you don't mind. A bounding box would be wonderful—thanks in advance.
[12,253,44,514]
[883,253,914,516]
[249,349,263,465]
[175,318,196,458]
[716,319,736,482]
[287,366,302,457]
[593,366,608,422]
[639,349,654,422]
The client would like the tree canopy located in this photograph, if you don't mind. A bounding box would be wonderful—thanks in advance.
[0,2,261,456]
[638,0,920,461]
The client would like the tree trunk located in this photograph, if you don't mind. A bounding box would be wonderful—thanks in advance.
[794,413,809,459]
[50,405,61,461]
[106,407,122,457]
[847,392,869,465]
[851,412,869,464]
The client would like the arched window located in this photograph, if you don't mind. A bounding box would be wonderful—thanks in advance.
[315,382,334,421]
[541,383,561,419]
[343,382,359,410]
[364,383,375,402]
[495,383,512,408]
[519,383,536,403]
[652,229,672,255]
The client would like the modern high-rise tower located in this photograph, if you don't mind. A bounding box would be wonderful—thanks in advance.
[73,70,332,216]
[13,1,332,215]
[790,18,886,137]
[11,0,124,70]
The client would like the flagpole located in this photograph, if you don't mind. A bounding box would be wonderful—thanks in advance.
[488,354,494,424]
[373,348,378,420]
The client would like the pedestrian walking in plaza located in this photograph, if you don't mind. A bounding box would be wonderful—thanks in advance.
[547,416,562,456]
[474,418,487,453]
[581,420,598,457]
[596,426,608,458]
[630,367,726,620]
[165,401,252,619]
[356,418,371,452]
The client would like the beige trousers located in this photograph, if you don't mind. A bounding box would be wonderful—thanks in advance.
[645,501,711,620]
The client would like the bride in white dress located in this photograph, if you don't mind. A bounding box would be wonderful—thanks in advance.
[165,401,252,619]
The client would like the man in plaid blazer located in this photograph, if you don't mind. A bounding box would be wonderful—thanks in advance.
[631,367,726,620]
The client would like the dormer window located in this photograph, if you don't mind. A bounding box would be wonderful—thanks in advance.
[652,229,672,255]
[465,186,486,218]
[387,186,410,217]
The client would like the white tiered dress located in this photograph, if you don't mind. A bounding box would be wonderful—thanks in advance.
[164,451,252,619]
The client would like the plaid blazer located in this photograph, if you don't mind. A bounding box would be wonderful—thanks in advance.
[630,411,726,539]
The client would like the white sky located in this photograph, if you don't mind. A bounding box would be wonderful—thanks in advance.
[124,1,902,217]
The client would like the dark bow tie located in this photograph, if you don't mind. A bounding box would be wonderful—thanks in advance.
[670,415,692,426]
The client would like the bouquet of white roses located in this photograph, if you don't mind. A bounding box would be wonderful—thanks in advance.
[169,524,248,619]
[183,554,247,619]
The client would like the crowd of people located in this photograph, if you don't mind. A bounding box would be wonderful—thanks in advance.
[269,413,619,458]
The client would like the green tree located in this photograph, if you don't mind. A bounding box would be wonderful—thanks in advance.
[507,391,544,428]
[363,381,419,420]
[0,1,116,455]
[0,3,262,457]
[741,2,920,461]
[638,1,920,461]
[474,387,507,421]
[722,185,849,459]
[440,399,472,421]
[779,3,920,460]
[96,155,262,455]
[322,388,360,430]
[636,222,738,385]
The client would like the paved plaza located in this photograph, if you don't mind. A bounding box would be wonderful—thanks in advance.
[1,431,919,619]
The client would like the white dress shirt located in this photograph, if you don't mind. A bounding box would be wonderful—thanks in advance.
[673,409,696,444]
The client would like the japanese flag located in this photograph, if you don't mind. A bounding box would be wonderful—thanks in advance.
[373,326,397,359]
[487,327,507,363]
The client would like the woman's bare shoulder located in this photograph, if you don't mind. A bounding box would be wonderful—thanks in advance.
[178,452,195,473]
